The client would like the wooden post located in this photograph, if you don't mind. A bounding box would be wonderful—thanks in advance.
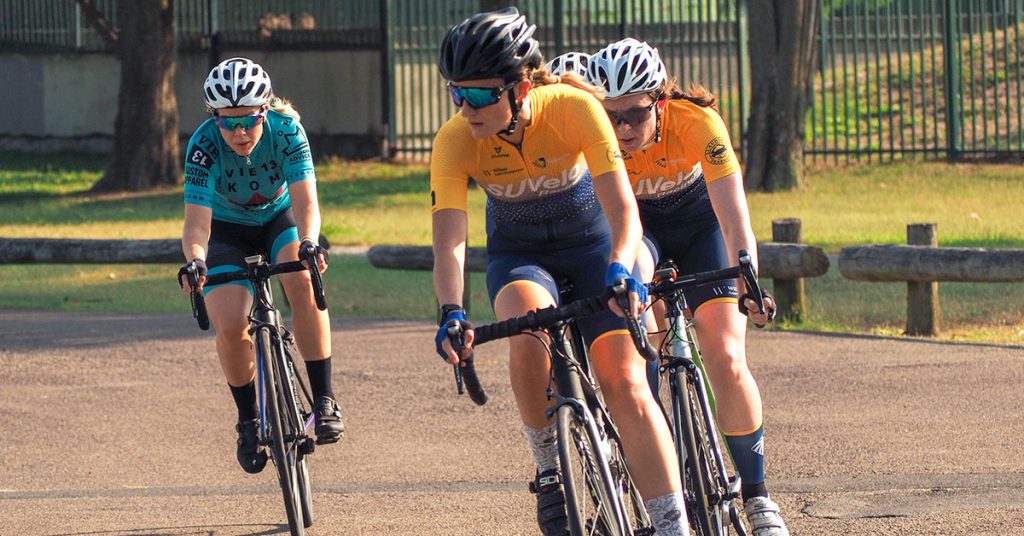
[906,223,940,336]
[771,218,805,321]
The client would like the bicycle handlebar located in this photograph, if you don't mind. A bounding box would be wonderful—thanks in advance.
[185,257,327,331]
[446,323,488,406]
[620,249,766,361]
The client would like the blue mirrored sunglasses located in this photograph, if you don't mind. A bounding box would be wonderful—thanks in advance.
[215,111,267,131]
[447,82,516,109]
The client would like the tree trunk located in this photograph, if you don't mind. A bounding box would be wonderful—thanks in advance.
[744,0,820,192]
[91,0,180,192]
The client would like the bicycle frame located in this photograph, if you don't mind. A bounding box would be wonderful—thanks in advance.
[468,290,651,536]
[186,253,323,536]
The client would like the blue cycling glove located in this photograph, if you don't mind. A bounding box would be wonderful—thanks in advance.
[605,262,648,305]
[435,307,471,361]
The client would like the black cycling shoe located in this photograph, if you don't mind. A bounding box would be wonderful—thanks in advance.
[528,468,569,536]
[313,396,345,445]
[235,418,267,474]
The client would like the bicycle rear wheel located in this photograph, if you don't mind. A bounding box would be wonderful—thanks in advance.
[557,404,627,536]
[259,328,305,536]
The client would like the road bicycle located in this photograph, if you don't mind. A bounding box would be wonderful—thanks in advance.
[184,247,327,536]
[448,283,653,536]
[625,250,767,536]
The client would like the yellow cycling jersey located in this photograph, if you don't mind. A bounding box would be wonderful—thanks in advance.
[624,98,741,200]
[430,83,624,213]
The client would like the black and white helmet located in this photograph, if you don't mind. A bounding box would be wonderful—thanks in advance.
[203,57,273,109]
[545,51,590,78]
[587,38,667,98]
[438,7,542,82]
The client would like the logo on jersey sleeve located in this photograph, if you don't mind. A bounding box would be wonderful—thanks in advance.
[704,137,731,165]
[187,144,214,170]
[606,147,623,164]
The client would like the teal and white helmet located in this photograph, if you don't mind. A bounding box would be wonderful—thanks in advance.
[203,57,273,109]
[587,38,667,98]
[545,51,590,78]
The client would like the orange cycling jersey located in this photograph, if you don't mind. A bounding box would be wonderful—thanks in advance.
[430,84,624,213]
[623,98,741,200]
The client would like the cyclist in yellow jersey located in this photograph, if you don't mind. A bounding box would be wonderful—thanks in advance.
[588,39,789,536]
[431,9,689,536]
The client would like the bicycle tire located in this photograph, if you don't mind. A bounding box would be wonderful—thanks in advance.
[279,347,314,529]
[297,454,313,527]
[259,328,305,536]
[557,404,627,536]
[687,377,733,536]
[671,371,714,536]
[605,429,652,535]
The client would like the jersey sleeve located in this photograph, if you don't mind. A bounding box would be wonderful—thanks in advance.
[429,119,473,213]
[687,107,741,183]
[571,91,625,178]
[278,115,316,184]
[183,126,220,208]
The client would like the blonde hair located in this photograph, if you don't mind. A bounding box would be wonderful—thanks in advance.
[206,95,302,120]
[269,96,301,120]
[507,65,605,100]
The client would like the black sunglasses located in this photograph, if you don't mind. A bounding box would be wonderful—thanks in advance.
[605,99,659,127]
[447,81,517,109]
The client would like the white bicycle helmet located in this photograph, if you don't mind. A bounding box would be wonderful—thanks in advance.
[587,38,667,98]
[545,51,590,78]
[203,57,273,109]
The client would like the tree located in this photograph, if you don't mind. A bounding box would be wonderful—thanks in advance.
[743,1,821,192]
[76,0,180,192]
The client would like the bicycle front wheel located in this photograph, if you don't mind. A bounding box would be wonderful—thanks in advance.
[677,374,730,536]
[259,328,305,536]
[297,454,313,527]
[557,404,627,536]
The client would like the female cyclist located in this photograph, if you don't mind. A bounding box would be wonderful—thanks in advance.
[431,9,688,536]
[178,57,345,475]
[587,39,789,536]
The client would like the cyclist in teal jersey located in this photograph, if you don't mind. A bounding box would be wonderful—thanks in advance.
[178,57,345,474]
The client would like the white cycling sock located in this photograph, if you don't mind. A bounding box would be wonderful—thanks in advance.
[645,491,689,536]
[523,423,559,473]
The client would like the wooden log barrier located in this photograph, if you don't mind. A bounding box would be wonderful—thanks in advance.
[368,242,829,279]
[0,238,182,264]
[839,223,1024,337]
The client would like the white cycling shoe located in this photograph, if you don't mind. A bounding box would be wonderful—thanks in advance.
[743,496,790,536]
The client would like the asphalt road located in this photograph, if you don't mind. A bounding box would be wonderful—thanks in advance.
[1,311,1022,535]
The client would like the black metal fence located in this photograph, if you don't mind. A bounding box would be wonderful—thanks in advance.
[2,0,1021,162]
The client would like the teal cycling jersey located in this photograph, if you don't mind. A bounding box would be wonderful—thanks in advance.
[183,109,316,226]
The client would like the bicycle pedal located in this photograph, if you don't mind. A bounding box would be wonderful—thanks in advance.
[300,437,316,455]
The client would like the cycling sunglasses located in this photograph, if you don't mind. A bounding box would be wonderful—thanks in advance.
[605,99,659,127]
[447,81,516,109]
[215,111,267,131]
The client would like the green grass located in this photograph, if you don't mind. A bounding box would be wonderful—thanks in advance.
[0,152,1021,344]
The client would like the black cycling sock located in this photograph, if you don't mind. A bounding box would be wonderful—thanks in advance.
[304,356,335,400]
[229,381,258,422]
[741,481,768,502]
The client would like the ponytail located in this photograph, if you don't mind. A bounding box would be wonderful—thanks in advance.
[663,78,718,111]
[269,96,301,120]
